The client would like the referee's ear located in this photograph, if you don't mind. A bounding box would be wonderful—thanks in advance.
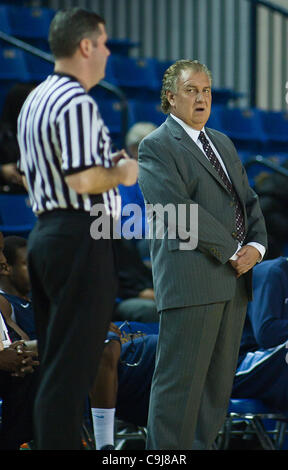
[78,38,93,58]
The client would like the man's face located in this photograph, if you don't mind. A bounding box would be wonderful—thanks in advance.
[10,247,30,297]
[167,69,212,130]
[89,23,110,84]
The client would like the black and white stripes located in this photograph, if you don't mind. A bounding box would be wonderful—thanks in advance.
[17,73,120,217]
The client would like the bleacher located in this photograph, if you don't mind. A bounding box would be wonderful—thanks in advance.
[0,1,287,246]
[0,3,288,241]
[1,2,288,451]
[0,3,287,171]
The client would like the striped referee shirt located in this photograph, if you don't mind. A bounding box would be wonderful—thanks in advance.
[17,73,120,218]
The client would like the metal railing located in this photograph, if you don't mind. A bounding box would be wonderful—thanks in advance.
[246,0,288,109]
[0,29,129,147]
[245,154,288,178]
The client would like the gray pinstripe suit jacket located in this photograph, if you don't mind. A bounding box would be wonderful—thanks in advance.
[138,115,267,311]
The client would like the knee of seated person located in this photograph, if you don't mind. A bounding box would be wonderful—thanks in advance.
[101,340,121,369]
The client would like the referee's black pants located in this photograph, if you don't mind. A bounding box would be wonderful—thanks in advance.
[28,210,117,450]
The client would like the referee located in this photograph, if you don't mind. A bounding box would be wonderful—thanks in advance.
[17,8,138,450]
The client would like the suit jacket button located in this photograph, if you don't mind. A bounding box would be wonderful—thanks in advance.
[231,231,237,238]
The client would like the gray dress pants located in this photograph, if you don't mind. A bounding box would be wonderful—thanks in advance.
[146,276,247,450]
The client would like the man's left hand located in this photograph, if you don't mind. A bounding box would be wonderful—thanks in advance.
[111,149,130,165]
[230,245,260,278]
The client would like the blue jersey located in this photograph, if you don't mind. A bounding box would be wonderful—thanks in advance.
[238,257,288,366]
[106,321,159,426]
[0,292,36,340]
[232,257,288,411]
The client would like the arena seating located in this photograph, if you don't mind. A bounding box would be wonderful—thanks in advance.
[215,398,288,450]
[0,4,288,450]
[0,194,36,237]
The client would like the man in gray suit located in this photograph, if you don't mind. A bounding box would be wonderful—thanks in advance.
[138,60,267,450]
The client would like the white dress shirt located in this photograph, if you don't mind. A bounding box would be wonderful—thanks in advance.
[170,113,265,261]
[0,312,11,351]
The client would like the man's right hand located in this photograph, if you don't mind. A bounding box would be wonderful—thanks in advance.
[116,158,138,186]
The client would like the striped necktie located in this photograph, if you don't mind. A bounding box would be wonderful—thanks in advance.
[199,131,245,243]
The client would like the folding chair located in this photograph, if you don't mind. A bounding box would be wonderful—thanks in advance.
[114,419,147,450]
[0,194,36,237]
[0,46,30,81]
[216,398,288,450]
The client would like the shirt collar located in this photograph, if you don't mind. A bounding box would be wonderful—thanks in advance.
[170,113,205,143]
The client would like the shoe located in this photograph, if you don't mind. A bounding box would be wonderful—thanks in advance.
[100,444,115,450]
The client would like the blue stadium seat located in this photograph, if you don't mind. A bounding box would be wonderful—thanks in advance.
[156,60,173,82]
[0,46,30,81]
[129,99,165,127]
[5,5,54,39]
[0,194,36,237]
[107,39,139,56]
[24,52,54,82]
[237,151,253,165]
[212,88,243,105]
[244,157,273,188]
[0,6,12,34]
[96,98,132,136]
[216,398,288,450]
[109,56,160,96]
[219,107,267,151]
[258,110,288,151]
[103,56,118,85]
[206,105,225,132]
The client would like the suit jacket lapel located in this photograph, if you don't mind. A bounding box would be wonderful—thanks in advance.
[165,116,231,195]
[206,127,244,200]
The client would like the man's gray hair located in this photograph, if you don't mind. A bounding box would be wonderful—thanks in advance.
[160,59,212,114]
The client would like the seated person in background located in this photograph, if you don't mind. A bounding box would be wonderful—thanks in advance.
[1,234,158,450]
[254,162,288,259]
[92,256,288,449]
[119,122,156,260]
[113,238,158,323]
[232,256,288,412]
[0,83,35,193]
[0,236,36,341]
[0,314,38,450]
[9,243,286,450]
[89,321,158,450]
[0,233,38,450]
[0,235,36,346]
